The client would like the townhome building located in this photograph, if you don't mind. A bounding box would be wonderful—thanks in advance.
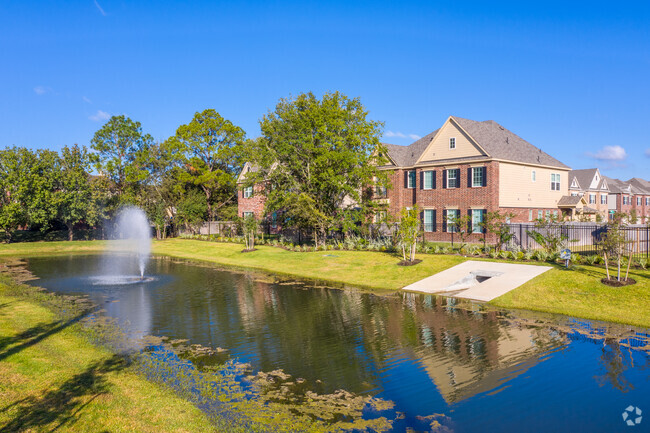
[378,116,572,241]
[628,178,650,223]
[566,168,610,221]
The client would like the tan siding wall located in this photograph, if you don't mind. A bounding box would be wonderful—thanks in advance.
[498,162,569,208]
[418,121,485,162]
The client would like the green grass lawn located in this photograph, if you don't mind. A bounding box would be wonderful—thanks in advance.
[0,285,217,433]
[1,238,649,327]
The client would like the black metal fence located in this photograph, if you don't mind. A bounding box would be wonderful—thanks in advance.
[504,223,650,259]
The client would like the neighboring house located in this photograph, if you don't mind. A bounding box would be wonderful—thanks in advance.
[378,116,571,241]
[605,177,637,221]
[566,168,610,221]
[627,178,650,223]
[236,162,282,233]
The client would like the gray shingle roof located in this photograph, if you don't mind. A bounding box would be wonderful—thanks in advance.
[451,116,570,169]
[557,195,583,207]
[628,177,650,194]
[568,168,598,191]
[383,116,570,169]
[603,176,631,194]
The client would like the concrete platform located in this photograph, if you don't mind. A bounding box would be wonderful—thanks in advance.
[402,260,552,302]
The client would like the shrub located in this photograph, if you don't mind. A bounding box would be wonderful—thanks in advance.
[516,251,525,261]
[637,257,648,270]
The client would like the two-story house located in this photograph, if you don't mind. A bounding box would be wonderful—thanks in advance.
[379,116,572,241]
[566,168,610,221]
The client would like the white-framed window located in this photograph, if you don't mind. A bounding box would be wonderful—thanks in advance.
[537,210,543,220]
[447,169,459,188]
[551,173,560,191]
[446,209,459,233]
[449,137,456,149]
[472,167,484,187]
[545,210,551,219]
[531,170,536,182]
[243,186,253,198]
[407,170,416,188]
[637,197,642,206]
[243,211,254,218]
[374,210,387,223]
[601,195,607,205]
[571,192,578,197]
[589,194,596,204]
[423,171,434,189]
[528,210,533,221]
[623,196,629,205]
[471,209,484,233]
[423,209,434,232]
[646,198,650,206]
[271,211,278,228]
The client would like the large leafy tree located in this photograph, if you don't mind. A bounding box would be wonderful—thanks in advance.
[0,147,30,242]
[247,91,386,245]
[22,149,60,232]
[55,144,94,241]
[91,115,154,201]
[166,109,246,225]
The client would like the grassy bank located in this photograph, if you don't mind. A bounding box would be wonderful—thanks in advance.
[0,279,216,432]
[1,238,649,327]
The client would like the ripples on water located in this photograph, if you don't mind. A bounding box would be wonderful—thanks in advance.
[26,255,650,433]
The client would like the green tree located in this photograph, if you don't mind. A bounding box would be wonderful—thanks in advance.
[166,109,245,228]
[91,115,154,200]
[395,206,420,263]
[55,145,94,240]
[247,92,387,246]
[0,147,29,242]
[22,149,60,232]
[599,212,631,282]
[176,189,208,234]
[241,214,258,251]
[480,210,515,251]
[526,214,570,254]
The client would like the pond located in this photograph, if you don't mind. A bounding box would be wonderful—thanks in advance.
[26,254,650,432]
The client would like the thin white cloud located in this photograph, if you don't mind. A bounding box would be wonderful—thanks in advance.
[384,131,420,141]
[94,0,106,16]
[82,96,92,104]
[590,145,628,161]
[89,110,111,122]
[33,86,52,95]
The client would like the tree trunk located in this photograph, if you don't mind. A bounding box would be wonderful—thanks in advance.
[604,253,610,280]
[617,255,621,281]
[625,254,632,281]
[156,226,161,240]
[67,222,74,241]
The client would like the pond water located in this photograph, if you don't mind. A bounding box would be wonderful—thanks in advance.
[26,255,650,432]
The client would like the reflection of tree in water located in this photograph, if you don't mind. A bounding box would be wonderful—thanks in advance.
[595,338,634,392]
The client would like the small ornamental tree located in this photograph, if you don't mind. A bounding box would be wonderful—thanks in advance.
[599,212,631,282]
[526,214,570,254]
[242,214,258,251]
[481,210,515,251]
[395,206,420,263]
[451,213,473,252]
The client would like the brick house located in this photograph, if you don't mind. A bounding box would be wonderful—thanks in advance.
[236,162,282,232]
[605,177,650,223]
[378,116,572,241]
[566,168,610,221]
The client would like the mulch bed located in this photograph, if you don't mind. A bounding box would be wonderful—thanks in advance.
[601,277,637,287]
[397,259,422,266]
[241,248,258,253]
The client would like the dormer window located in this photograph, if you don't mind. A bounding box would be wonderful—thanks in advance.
[449,137,456,149]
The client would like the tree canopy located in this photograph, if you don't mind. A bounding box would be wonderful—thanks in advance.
[246,91,386,244]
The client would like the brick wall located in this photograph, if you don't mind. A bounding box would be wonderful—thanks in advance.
[237,183,266,219]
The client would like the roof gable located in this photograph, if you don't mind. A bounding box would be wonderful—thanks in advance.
[416,117,487,164]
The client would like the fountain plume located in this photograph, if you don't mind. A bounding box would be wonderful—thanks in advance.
[112,207,151,278]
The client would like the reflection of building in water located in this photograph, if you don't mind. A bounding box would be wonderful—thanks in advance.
[362,292,565,403]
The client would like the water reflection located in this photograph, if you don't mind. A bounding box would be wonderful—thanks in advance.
[25,255,650,432]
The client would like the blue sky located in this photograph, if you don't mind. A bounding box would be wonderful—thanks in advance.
[1,1,649,179]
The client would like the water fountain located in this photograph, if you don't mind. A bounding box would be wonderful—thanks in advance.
[94,206,153,285]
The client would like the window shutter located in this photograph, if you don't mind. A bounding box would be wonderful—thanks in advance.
[482,209,488,233]
[442,170,447,189]
[468,168,472,188]
[467,209,473,233]
[456,169,461,188]
[432,209,437,232]
[420,171,424,189]
[482,167,487,187]
[432,170,436,189]
[442,210,447,232]
[404,171,408,188]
